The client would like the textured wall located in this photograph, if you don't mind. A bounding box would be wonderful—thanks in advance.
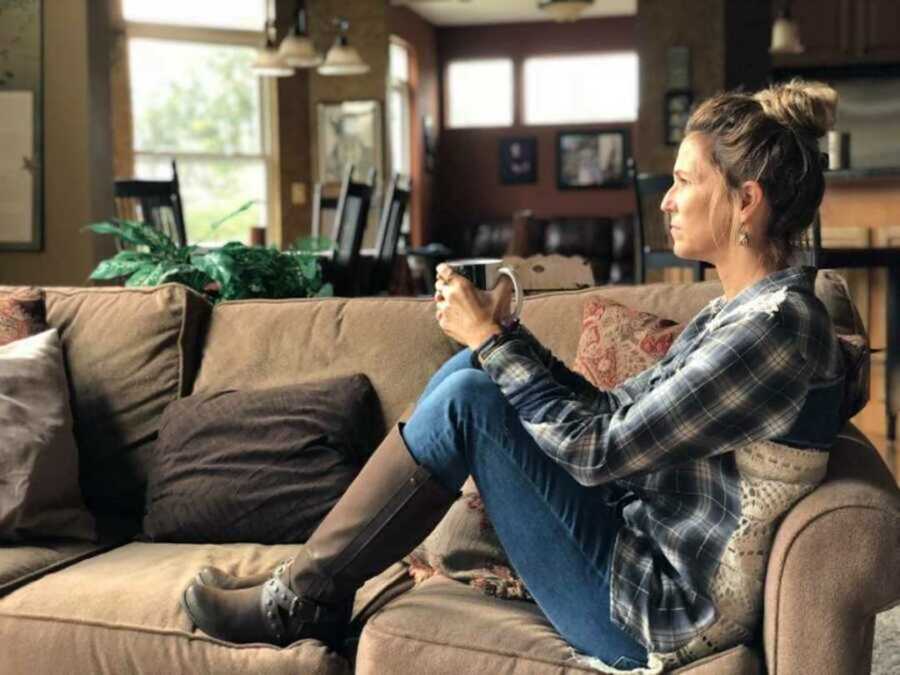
[635,0,771,174]
[275,0,388,248]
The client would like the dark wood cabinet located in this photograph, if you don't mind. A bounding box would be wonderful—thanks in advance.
[773,0,900,68]
[858,0,900,60]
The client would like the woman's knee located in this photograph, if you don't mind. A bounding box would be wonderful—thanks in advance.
[439,369,505,409]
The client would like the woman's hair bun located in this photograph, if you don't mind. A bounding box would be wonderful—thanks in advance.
[753,78,838,138]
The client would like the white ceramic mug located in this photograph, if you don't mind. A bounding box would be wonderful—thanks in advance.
[445,257,524,320]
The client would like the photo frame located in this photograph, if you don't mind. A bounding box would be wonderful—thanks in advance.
[665,90,693,146]
[317,100,383,185]
[0,0,43,251]
[499,137,537,184]
[557,129,629,189]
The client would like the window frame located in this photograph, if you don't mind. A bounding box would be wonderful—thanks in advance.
[388,38,414,237]
[521,51,639,126]
[123,20,280,244]
[444,57,515,129]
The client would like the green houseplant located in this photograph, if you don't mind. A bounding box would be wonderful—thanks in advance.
[86,219,333,303]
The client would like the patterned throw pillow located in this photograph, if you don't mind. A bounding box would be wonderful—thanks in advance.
[408,298,684,601]
[0,288,47,347]
[572,297,684,387]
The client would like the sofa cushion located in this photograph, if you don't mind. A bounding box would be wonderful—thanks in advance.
[356,575,762,674]
[0,542,350,675]
[0,287,47,346]
[0,285,212,524]
[142,375,384,544]
[572,298,685,389]
[0,540,118,598]
[0,330,97,543]
[194,296,457,428]
[521,281,722,368]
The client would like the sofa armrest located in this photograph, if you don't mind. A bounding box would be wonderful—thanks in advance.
[763,446,900,674]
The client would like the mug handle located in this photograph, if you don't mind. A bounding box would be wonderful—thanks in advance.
[497,266,523,321]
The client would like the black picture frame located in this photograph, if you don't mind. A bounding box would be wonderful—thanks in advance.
[556,129,629,189]
[499,137,537,184]
[665,90,693,146]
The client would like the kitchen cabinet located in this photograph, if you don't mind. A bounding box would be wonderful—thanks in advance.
[772,0,900,68]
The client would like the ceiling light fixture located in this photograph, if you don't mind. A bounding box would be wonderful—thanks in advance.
[318,17,370,77]
[770,2,804,54]
[538,0,594,23]
[278,0,322,68]
[252,20,294,78]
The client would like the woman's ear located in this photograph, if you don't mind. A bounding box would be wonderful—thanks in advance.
[738,180,767,226]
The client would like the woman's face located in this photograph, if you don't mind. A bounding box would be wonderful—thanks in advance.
[660,133,730,264]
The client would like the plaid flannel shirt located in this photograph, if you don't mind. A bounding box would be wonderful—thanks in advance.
[476,266,849,652]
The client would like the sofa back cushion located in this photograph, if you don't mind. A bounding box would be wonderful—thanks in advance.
[521,280,723,366]
[0,284,211,523]
[194,297,458,427]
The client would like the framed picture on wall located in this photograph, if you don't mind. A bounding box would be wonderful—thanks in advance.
[664,90,693,146]
[556,129,629,189]
[499,137,537,184]
[317,100,383,185]
[0,0,44,251]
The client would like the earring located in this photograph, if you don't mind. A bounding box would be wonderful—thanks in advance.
[738,228,751,247]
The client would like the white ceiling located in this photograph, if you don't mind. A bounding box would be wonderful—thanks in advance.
[392,0,637,27]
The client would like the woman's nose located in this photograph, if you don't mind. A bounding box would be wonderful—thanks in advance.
[660,186,675,213]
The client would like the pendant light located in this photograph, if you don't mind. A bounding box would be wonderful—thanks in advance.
[770,2,804,54]
[278,1,322,68]
[252,0,292,78]
[252,20,293,77]
[538,0,594,23]
[318,17,369,76]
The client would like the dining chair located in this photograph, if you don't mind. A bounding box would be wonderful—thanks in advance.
[326,164,377,296]
[114,160,187,247]
[629,158,709,283]
[361,173,411,296]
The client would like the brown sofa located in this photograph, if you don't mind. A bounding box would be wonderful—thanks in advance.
[1,279,898,675]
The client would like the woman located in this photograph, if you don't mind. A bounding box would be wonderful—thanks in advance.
[182,80,862,671]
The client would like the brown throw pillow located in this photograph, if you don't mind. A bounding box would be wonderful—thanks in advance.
[0,330,98,543]
[142,375,384,544]
[0,287,47,347]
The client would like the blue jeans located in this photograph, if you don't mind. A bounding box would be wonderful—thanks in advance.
[401,349,649,669]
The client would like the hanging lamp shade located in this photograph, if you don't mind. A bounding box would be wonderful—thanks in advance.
[537,0,593,23]
[318,18,369,76]
[278,2,322,68]
[770,6,804,54]
[252,23,293,77]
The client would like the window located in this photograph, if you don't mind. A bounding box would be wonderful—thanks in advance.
[122,0,266,31]
[523,53,638,125]
[388,40,412,179]
[124,2,275,247]
[446,59,513,128]
[387,39,413,235]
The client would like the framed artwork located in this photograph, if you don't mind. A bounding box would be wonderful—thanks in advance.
[557,129,629,189]
[0,0,43,251]
[665,90,693,146]
[317,100,382,184]
[666,46,691,90]
[499,137,537,184]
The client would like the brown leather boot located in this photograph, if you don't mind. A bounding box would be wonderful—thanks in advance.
[181,425,457,647]
[194,557,294,590]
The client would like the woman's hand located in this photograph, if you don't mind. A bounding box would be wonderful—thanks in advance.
[434,263,513,350]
